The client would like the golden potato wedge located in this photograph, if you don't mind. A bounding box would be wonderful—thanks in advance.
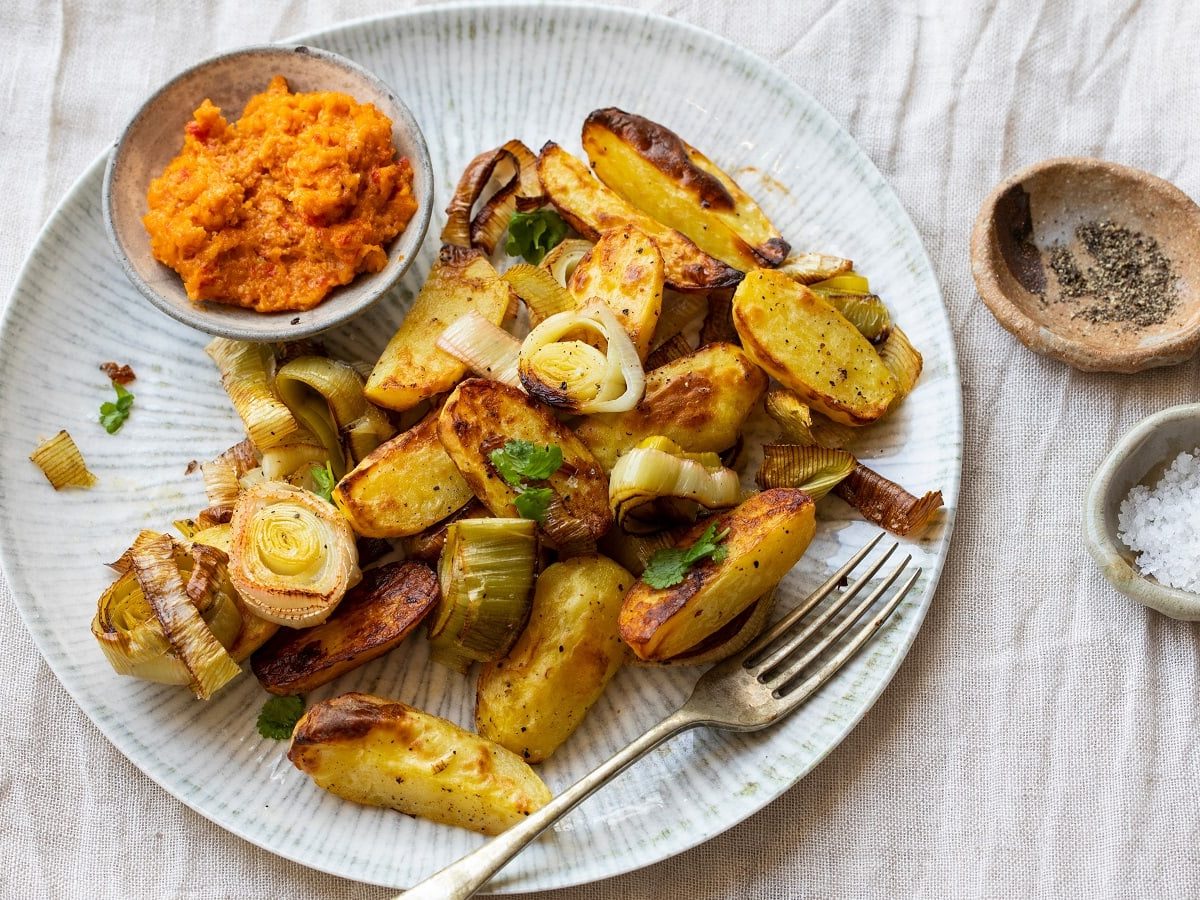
[333,407,474,538]
[582,108,789,271]
[568,226,664,360]
[635,589,777,668]
[365,246,512,411]
[252,562,438,694]
[574,342,767,471]
[619,488,816,661]
[537,142,741,292]
[476,555,632,762]
[289,692,551,835]
[732,269,897,426]
[438,378,612,550]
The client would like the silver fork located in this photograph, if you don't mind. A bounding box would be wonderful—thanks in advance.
[400,533,918,899]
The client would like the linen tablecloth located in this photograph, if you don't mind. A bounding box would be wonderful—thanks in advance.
[3,1,1199,896]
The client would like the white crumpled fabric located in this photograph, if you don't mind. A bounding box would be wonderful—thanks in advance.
[3,1,1200,897]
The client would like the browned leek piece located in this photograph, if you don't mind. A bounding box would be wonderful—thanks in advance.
[834,465,943,537]
[30,430,96,489]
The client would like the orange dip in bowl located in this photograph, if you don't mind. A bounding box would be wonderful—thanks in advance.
[143,75,417,313]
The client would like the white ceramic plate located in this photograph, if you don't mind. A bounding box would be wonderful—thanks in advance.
[0,3,961,891]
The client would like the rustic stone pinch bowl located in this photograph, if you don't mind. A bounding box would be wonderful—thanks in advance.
[971,157,1200,373]
[103,44,434,342]
[1084,403,1200,620]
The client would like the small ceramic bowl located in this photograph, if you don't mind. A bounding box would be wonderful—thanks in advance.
[102,44,434,341]
[971,157,1200,373]
[1083,403,1200,620]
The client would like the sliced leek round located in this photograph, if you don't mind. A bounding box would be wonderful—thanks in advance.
[517,303,645,414]
[609,436,741,532]
[228,481,360,627]
[429,518,537,673]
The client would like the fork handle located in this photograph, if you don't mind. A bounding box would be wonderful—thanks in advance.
[398,709,700,899]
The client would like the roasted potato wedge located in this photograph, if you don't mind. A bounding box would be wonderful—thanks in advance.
[574,342,767,471]
[476,555,632,762]
[582,108,789,271]
[732,269,897,426]
[635,589,777,668]
[619,488,816,661]
[333,407,474,538]
[537,142,741,292]
[438,379,612,550]
[568,226,664,360]
[365,246,512,411]
[289,692,551,835]
[252,562,438,694]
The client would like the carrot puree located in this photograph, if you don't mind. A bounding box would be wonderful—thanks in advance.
[143,75,417,313]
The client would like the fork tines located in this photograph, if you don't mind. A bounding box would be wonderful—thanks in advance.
[741,533,920,704]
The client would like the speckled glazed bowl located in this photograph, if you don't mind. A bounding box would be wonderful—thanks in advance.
[1084,403,1200,619]
[102,44,433,341]
[971,157,1200,373]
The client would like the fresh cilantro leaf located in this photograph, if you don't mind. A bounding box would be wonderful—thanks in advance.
[256,695,305,740]
[514,486,554,522]
[642,523,730,589]
[310,460,335,503]
[99,381,134,434]
[505,208,568,264]
[489,440,563,487]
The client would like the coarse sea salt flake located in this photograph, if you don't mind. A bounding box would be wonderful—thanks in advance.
[1117,448,1200,593]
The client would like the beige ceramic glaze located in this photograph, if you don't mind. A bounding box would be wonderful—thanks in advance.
[1084,403,1200,620]
[971,157,1200,372]
[103,44,434,341]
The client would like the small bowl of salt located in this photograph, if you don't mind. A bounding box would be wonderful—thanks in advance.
[1084,403,1200,619]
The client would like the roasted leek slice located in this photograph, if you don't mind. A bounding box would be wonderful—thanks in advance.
[205,338,304,451]
[778,253,854,285]
[540,238,594,288]
[436,311,522,387]
[608,437,741,532]
[834,465,943,536]
[228,481,360,627]
[30,430,96,489]
[517,303,645,413]
[428,518,537,673]
[756,444,857,500]
[878,325,923,404]
[92,534,242,693]
[503,263,577,325]
[121,532,242,699]
[763,387,857,450]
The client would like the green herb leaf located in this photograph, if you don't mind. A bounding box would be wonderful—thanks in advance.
[99,382,135,434]
[505,208,568,265]
[513,486,554,522]
[489,440,563,487]
[311,461,336,503]
[257,695,305,740]
[642,523,730,589]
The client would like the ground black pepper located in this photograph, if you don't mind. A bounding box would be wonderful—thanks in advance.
[1047,220,1178,327]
